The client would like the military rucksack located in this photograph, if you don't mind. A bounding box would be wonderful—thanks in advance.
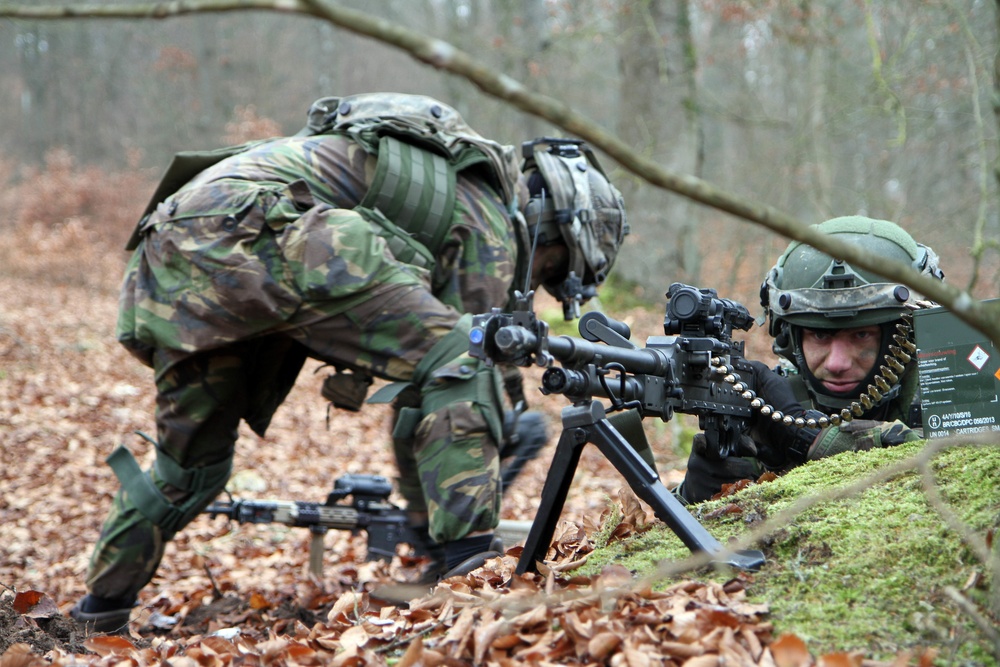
[295,93,522,270]
[126,93,523,266]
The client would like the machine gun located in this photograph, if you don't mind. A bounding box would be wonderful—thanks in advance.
[470,282,767,574]
[204,473,419,577]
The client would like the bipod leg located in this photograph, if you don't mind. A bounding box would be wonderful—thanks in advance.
[589,418,765,572]
[515,405,592,575]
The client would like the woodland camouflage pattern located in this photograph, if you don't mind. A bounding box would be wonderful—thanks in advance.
[88,123,523,601]
[119,134,518,362]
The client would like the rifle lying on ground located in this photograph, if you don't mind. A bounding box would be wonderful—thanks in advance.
[469,282,768,574]
[203,415,548,576]
[204,473,415,576]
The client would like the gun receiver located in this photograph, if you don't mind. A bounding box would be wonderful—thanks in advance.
[473,282,757,458]
[204,473,417,576]
[470,283,766,574]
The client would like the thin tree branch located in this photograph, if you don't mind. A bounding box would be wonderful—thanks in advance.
[3,0,1000,343]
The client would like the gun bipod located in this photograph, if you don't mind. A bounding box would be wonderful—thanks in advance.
[516,399,766,576]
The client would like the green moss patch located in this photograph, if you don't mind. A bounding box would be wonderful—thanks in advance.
[577,441,1000,663]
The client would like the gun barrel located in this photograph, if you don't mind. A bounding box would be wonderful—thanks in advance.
[208,499,363,530]
[496,325,677,376]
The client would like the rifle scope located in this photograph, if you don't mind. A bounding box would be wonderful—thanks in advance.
[664,282,754,339]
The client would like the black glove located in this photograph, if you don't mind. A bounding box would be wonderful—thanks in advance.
[743,360,816,465]
[691,431,757,459]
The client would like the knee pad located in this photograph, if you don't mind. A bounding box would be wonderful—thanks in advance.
[107,445,232,537]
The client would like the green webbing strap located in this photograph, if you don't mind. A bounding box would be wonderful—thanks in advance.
[354,206,435,271]
[106,446,180,529]
[607,409,656,469]
[360,135,457,255]
[154,450,232,493]
[106,446,232,532]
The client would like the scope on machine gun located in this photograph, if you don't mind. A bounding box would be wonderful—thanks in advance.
[663,282,754,340]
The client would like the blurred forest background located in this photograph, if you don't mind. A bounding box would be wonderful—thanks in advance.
[2,0,999,310]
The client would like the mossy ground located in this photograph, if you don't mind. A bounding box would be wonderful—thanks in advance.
[577,441,1000,665]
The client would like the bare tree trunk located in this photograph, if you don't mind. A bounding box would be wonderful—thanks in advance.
[803,0,832,219]
[615,0,702,292]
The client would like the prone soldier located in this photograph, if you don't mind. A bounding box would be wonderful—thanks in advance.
[677,216,945,503]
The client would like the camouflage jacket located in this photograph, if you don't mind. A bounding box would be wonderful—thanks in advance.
[118,134,519,366]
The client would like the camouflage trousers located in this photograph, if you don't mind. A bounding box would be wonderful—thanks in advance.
[86,282,503,602]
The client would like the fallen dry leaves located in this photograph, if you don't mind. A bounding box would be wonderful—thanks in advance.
[0,190,938,666]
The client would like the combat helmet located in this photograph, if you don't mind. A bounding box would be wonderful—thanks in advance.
[520,137,629,319]
[760,215,944,409]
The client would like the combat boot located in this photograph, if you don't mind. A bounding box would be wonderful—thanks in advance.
[440,534,504,579]
[69,595,135,634]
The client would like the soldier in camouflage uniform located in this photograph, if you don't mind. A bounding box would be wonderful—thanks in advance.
[678,216,945,503]
[71,93,628,632]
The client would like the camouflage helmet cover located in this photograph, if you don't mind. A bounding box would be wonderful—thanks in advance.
[520,138,629,317]
[762,216,943,337]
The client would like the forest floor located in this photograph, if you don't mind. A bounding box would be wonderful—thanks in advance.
[1,172,997,666]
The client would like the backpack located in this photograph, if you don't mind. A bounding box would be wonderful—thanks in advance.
[126,93,522,263]
[297,93,522,268]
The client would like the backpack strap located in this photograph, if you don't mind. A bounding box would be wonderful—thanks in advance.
[353,206,435,272]
[359,134,457,256]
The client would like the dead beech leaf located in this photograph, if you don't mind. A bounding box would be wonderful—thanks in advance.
[624,641,652,667]
[82,635,137,656]
[330,644,363,667]
[285,644,319,664]
[680,655,723,667]
[491,632,524,650]
[442,606,477,652]
[473,617,507,664]
[918,648,940,667]
[595,564,633,590]
[183,647,223,667]
[619,487,647,528]
[817,652,863,667]
[770,633,813,667]
[714,479,752,499]
[510,604,549,631]
[0,643,48,667]
[248,592,270,610]
[739,625,763,660]
[396,636,424,667]
[587,631,622,660]
[329,591,369,622]
[660,641,704,658]
[704,503,743,520]
[339,624,372,650]
[12,591,59,618]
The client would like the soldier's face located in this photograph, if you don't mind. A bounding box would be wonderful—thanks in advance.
[801,326,881,395]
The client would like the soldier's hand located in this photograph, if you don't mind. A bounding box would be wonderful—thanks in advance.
[691,432,758,459]
[808,419,921,460]
[746,360,804,418]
